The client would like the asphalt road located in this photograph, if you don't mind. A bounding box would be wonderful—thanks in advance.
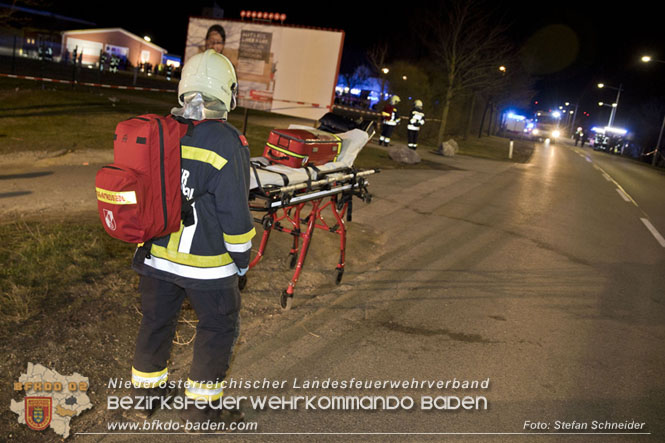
[217,139,665,442]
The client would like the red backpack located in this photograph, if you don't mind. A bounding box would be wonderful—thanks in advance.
[95,114,191,243]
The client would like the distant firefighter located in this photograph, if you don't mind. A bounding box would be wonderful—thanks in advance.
[379,95,401,146]
[407,99,425,150]
[574,127,584,146]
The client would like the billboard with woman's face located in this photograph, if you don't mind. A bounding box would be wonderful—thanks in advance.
[185,17,344,121]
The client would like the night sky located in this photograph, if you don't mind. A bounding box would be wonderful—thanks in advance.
[44,1,665,135]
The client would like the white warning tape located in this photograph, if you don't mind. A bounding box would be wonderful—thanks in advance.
[0,73,176,92]
[332,104,381,117]
[238,92,332,110]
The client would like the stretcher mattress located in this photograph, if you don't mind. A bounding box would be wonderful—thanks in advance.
[249,126,369,190]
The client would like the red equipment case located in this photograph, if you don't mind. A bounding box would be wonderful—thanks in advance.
[263,129,342,168]
[95,114,188,243]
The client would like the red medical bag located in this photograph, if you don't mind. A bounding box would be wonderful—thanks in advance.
[263,129,342,168]
[95,114,189,243]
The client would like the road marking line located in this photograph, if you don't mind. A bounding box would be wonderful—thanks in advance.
[616,188,631,202]
[641,218,665,247]
[595,166,639,207]
[585,156,592,162]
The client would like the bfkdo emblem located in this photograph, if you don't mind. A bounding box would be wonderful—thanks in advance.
[25,397,52,431]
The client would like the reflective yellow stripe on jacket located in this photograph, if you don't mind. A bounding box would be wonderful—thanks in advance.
[223,228,256,253]
[145,243,238,280]
[181,145,227,170]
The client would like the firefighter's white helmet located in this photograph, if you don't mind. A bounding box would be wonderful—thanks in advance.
[414,99,423,108]
[178,49,238,111]
[390,95,401,105]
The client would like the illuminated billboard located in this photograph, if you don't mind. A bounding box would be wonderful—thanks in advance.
[184,17,345,121]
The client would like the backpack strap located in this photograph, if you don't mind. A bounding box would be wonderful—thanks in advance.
[181,194,205,227]
[172,115,205,226]
[172,114,198,137]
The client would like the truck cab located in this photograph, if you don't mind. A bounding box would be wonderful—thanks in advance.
[527,111,564,143]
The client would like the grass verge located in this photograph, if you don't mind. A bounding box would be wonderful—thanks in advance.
[457,135,534,163]
[0,78,177,154]
[0,216,136,332]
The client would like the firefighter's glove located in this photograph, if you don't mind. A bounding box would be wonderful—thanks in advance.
[238,267,249,277]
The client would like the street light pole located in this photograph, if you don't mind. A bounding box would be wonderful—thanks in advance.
[564,102,579,134]
[380,67,389,101]
[598,102,615,126]
[597,83,623,127]
[653,114,665,166]
[609,83,622,127]
[641,56,665,166]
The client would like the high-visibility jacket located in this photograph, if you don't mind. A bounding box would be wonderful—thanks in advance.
[407,108,425,131]
[132,120,255,289]
[381,104,400,126]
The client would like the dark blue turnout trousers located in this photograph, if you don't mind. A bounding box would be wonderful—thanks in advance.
[132,274,240,395]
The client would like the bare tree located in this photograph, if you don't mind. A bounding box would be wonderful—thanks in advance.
[367,43,390,99]
[0,0,50,27]
[0,1,21,26]
[422,0,514,146]
[341,64,372,92]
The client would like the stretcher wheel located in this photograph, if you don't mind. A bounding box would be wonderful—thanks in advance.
[335,268,344,285]
[238,275,247,291]
[280,291,293,310]
[288,252,298,269]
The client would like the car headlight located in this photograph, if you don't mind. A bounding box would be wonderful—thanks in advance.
[532,129,540,135]
[552,130,561,138]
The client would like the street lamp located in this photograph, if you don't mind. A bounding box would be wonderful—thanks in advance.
[379,67,390,100]
[562,102,579,133]
[597,83,623,127]
[641,55,665,64]
[597,102,617,127]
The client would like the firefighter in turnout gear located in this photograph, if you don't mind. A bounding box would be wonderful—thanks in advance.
[407,99,425,150]
[130,50,254,426]
[379,95,401,146]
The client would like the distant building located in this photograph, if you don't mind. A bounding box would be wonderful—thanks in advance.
[61,28,167,68]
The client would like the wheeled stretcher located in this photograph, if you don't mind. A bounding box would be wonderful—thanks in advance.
[243,124,378,309]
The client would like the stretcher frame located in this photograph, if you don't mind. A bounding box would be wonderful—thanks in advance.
[245,167,378,310]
